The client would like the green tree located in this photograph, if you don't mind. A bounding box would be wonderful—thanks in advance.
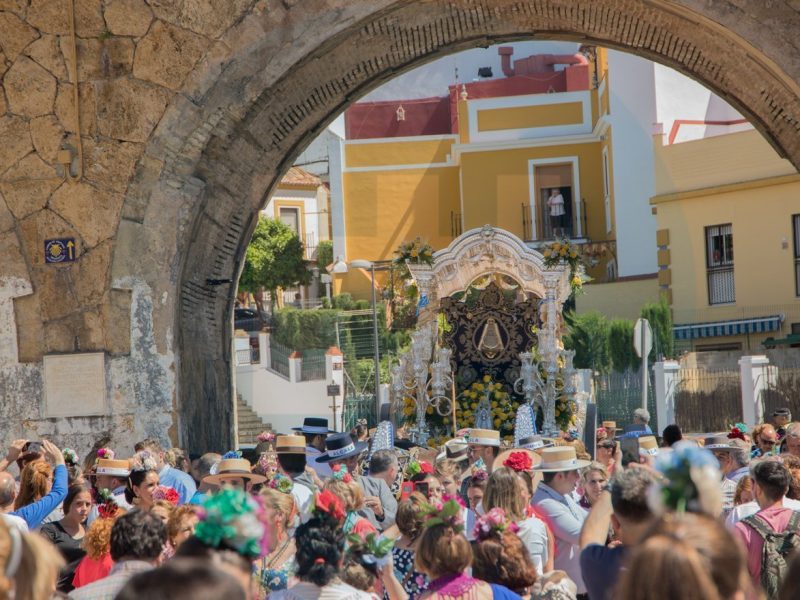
[316,240,333,269]
[238,218,311,311]
[608,319,637,372]
[564,311,611,373]
[641,297,674,361]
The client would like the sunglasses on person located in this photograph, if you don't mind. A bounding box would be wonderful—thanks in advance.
[761,440,777,446]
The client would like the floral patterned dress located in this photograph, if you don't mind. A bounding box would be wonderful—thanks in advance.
[391,546,428,600]
[257,557,296,597]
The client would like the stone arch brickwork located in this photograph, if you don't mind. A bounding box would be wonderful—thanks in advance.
[0,0,799,455]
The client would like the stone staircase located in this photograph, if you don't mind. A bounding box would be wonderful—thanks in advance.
[237,394,271,446]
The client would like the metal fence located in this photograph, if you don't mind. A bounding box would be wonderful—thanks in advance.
[235,347,260,366]
[301,349,327,381]
[342,393,377,432]
[269,339,291,379]
[594,368,656,431]
[675,368,741,433]
[341,363,377,431]
[762,365,800,420]
[235,349,252,365]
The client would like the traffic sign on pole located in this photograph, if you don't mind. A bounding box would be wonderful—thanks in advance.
[634,318,653,411]
[633,318,653,358]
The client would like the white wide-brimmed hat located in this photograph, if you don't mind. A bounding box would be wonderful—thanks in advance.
[202,458,267,486]
[466,428,501,447]
[531,446,591,472]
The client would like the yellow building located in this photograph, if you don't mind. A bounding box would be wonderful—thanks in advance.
[333,46,620,298]
[651,128,800,351]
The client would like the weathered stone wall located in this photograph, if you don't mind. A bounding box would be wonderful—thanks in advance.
[0,0,798,457]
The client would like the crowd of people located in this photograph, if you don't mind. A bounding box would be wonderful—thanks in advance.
[2,407,800,600]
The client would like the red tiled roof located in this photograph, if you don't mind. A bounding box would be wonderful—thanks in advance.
[281,167,321,187]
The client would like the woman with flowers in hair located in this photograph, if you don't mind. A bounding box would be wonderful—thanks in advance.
[392,492,430,599]
[484,466,552,575]
[125,451,160,511]
[270,489,375,600]
[256,476,299,597]
[72,490,125,588]
[415,499,522,600]
[177,488,269,599]
[324,466,378,538]
[471,508,538,599]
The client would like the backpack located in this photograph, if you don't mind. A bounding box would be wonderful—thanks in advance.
[742,510,800,599]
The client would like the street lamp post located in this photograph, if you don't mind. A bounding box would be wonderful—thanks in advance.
[332,258,382,423]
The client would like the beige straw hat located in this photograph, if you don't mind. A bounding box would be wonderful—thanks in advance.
[531,446,591,472]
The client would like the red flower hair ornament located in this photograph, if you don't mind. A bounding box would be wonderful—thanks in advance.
[96,488,120,519]
[315,489,345,522]
[503,451,533,472]
[727,423,748,442]
[419,461,434,474]
[152,485,180,506]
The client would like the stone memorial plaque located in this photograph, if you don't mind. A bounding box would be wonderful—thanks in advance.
[43,353,106,417]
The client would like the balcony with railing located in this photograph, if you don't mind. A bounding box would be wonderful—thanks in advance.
[304,230,318,260]
[521,199,588,243]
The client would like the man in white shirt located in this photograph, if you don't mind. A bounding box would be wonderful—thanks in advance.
[88,458,133,525]
[547,188,566,237]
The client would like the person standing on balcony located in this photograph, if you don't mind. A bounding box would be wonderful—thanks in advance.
[547,188,566,238]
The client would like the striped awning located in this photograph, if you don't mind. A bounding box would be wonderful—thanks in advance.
[673,314,783,340]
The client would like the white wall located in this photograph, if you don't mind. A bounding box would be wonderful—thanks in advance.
[237,364,333,434]
[606,50,658,277]
[328,136,346,262]
[654,64,749,144]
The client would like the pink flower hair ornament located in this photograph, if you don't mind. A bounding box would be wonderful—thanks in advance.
[97,447,114,459]
[472,507,519,541]
[257,431,276,444]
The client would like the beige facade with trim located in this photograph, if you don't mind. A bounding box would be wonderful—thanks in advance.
[652,129,800,351]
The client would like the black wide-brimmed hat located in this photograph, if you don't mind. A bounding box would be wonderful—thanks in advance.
[316,432,368,463]
[292,417,336,435]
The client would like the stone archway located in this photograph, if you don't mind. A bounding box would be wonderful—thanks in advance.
[115,0,800,454]
[3,0,799,456]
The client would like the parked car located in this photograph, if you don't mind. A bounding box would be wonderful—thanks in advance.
[234,307,269,333]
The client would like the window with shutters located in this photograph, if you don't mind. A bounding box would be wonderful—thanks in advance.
[705,223,735,305]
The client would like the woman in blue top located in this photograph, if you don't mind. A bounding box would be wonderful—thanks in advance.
[10,440,68,530]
